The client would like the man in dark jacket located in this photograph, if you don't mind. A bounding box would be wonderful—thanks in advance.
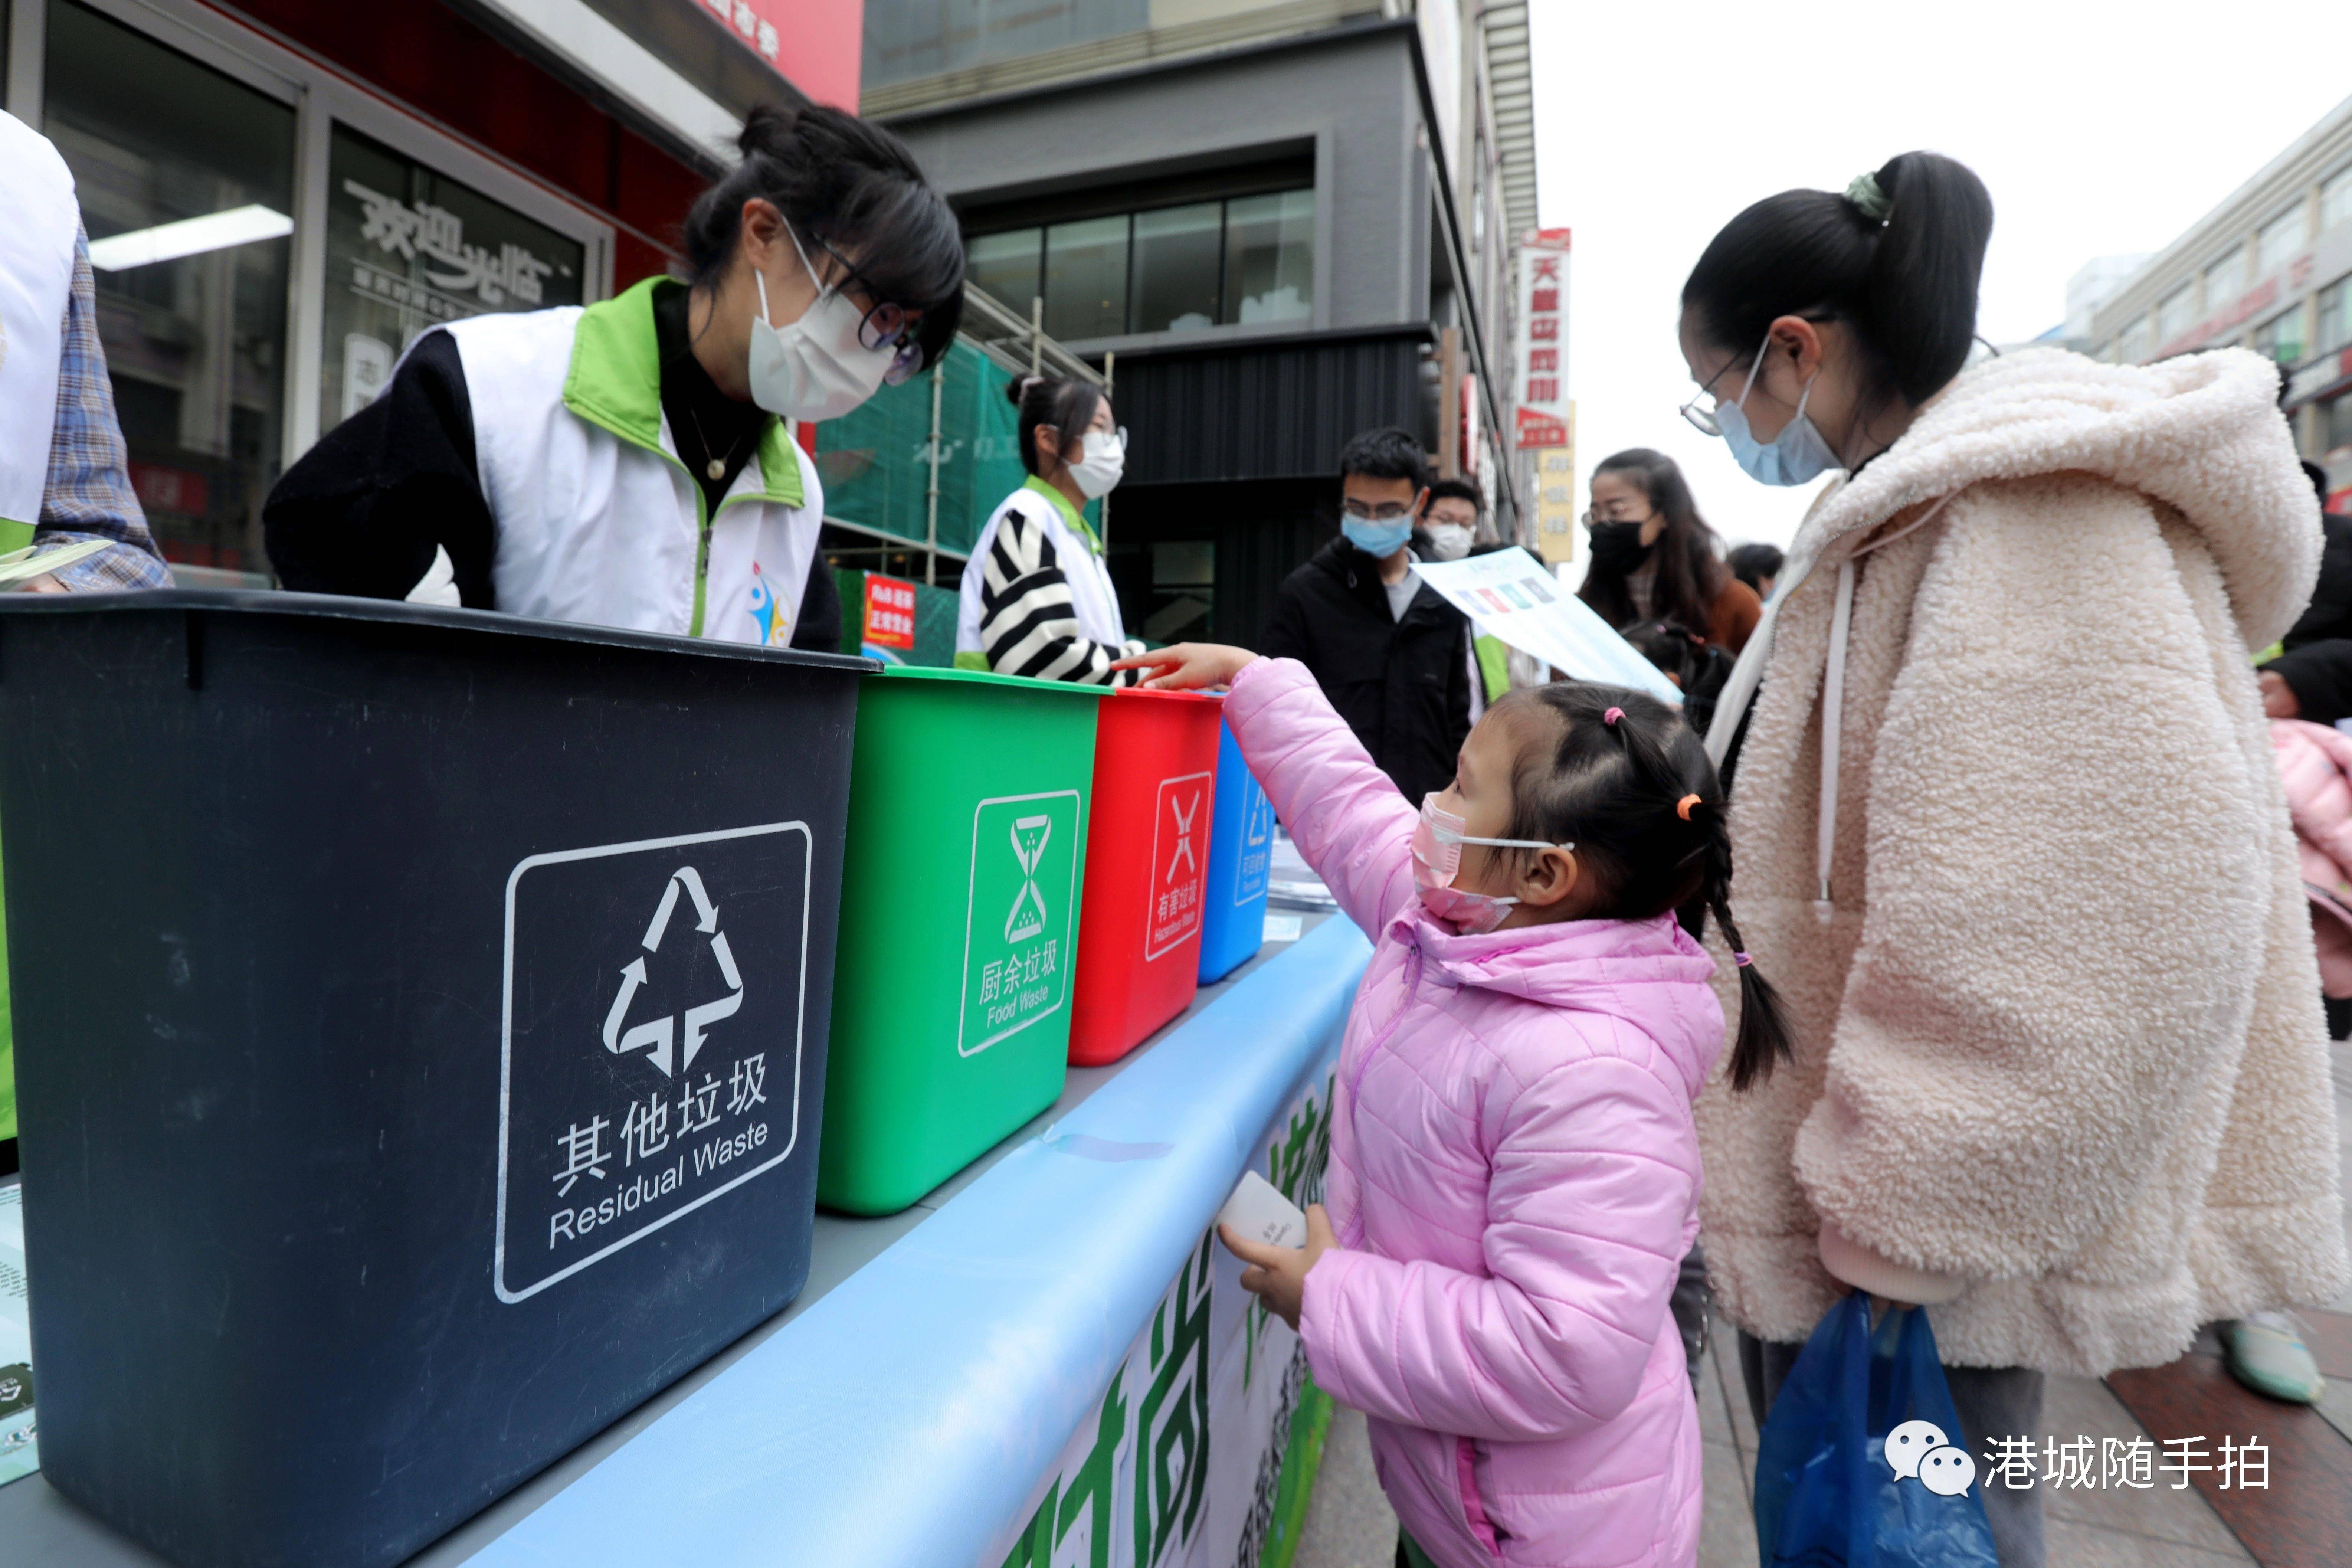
[1260,428,1473,803]
[2260,461,2352,723]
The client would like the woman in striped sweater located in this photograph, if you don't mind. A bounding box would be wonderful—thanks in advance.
[954,374,1143,685]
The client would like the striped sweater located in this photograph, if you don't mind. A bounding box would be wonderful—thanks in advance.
[977,502,1143,685]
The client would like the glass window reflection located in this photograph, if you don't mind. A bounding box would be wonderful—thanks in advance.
[44,0,293,583]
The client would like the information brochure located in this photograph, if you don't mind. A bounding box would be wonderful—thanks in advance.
[1412,547,1681,704]
[0,1182,34,1486]
[0,540,109,590]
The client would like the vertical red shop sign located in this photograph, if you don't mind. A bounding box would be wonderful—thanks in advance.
[1514,228,1572,450]
[863,574,917,650]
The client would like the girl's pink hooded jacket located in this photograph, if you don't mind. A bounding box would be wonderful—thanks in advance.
[2270,718,2352,997]
[1227,658,1720,1568]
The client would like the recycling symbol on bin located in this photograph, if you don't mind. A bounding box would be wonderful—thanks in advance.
[1005,815,1054,943]
[602,865,744,1078]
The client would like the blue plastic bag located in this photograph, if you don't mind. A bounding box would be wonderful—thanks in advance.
[1751,1293,2001,1568]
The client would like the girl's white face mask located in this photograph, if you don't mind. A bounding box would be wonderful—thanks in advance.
[745,221,897,422]
[1070,428,1125,498]
[1409,793,1572,935]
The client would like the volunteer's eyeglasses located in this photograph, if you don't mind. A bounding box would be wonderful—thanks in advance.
[814,235,926,384]
[1341,500,1416,522]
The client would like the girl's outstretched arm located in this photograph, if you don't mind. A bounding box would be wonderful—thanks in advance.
[1118,646,1422,939]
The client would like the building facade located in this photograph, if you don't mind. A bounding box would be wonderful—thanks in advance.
[866,0,1535,645]
[1,0,853,586]
[2089,94,2352,510]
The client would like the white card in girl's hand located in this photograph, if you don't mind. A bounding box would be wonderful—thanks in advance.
[1218,1170,1307,1250]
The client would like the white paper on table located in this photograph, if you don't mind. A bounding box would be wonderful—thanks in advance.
[1413,548,1681,704]
[0,1184,35,1486]
[0,539,109,588]
[1262,914,1303,943]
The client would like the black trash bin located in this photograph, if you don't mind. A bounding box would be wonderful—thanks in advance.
[1,592,871,1568]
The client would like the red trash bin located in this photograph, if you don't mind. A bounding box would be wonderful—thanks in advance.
[1068,687,1224,1064]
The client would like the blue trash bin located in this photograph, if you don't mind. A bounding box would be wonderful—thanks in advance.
[1196,720,1273,983]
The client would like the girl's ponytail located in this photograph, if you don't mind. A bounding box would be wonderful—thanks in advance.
[1499,682,1799,1091]
[1700,825,1794,1091]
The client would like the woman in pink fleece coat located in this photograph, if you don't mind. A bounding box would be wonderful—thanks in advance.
[1116,644,1794,1568]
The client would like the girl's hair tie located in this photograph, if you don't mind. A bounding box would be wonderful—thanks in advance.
[1603,707,1624,727]
[1733,951,1754,968]
[1676,793,1703,821]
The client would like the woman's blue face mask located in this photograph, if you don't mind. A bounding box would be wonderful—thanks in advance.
[1711,332,1841,487]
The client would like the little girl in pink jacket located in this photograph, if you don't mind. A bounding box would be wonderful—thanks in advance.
[1114,645,1794,1568]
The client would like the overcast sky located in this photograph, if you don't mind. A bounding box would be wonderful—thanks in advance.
[1524,0,2352,554]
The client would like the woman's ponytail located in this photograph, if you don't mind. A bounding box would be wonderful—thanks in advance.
[1701,825,1795,1091]
[1860,153,1994,405]
[1682,150,1994,421]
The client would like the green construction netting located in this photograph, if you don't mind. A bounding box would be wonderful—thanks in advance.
[814,338,1097,559]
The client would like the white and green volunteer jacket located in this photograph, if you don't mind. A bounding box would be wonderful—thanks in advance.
[0,109,78,533]
[441,277,824,645]
[954,477,1139,684]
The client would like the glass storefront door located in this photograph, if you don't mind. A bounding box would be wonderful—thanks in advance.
[320,125,585,440]
[44,0,294,580]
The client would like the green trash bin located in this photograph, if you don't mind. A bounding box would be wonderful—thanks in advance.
[818,666,1107,1214]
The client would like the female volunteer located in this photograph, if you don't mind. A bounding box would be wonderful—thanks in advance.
[264,105,963,649]
[1683,153,2346,1566]
[954,374,1141,684]
[1576,447,1759,653]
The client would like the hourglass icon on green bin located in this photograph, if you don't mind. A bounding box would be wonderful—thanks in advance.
[1006,814,1053,942]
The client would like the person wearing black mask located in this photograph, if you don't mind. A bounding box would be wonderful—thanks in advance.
[1578,448,1760,654]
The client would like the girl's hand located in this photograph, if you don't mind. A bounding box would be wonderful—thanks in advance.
[1218,1202,1336,1330]
[1110,643,1258,691]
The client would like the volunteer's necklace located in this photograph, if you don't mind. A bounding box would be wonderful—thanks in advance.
[684,400,757,485]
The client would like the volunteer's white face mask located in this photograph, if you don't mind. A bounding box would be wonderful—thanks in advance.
[1425,522,1473,561]
[1070,428,1125,499]
[745,221,896,422]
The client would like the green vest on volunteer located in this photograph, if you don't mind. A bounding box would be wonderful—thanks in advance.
[0,108,83,1144]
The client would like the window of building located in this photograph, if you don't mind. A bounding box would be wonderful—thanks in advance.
[2320,276,2351,356]
[2252,303,2306,365]
[2325,165,2352,235]
[966,188,1315,341]
[1043,217,1130,341]
[967,228,1045,313]
[1146,539,1213,642]
[44,0,295,580]
[2329,392,2352,456]
[2204,246,2246,312]
[2116,315,2152,364]
[1223,190,1314,325]
[2258,203,2309,277]
[321,125,584,440]
[1130,204,1223,332]
[2156,284,2197,344]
